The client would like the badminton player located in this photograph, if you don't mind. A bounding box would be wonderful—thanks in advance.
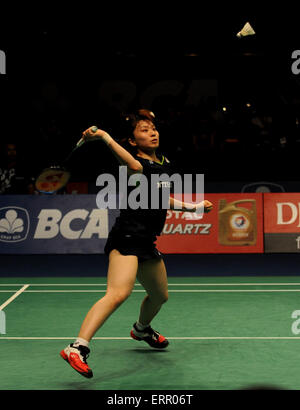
[60,109,213,378]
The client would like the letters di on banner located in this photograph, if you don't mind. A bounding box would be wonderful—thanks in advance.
[264,193,300,253]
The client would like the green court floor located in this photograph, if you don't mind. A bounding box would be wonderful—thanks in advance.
[1,276,300,390]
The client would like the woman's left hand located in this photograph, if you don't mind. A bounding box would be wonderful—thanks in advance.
[196,200,213,213]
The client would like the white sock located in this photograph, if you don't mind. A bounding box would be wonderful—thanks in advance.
[72,337,89,348]
[136,321,149,331]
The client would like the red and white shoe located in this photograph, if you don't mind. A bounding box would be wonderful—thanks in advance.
[130,323,169,349]
[60,344,93,378]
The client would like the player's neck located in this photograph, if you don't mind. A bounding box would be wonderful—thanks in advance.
[137,149,158,162]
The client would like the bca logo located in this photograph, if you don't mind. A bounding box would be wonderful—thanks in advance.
[33,209,108,239]
[0,207,30,243]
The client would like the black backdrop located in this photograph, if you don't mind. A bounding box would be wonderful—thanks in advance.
[1,11,299,184]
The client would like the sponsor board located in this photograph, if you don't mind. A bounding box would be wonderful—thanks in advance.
[6,193,300,254]
[0,196,119,254]
[264,193,300,253]
[156,193,264,253]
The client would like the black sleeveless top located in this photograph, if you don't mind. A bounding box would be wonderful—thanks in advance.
[112,153,173,239]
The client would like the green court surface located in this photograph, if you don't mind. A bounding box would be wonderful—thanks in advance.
[1,276,300,390]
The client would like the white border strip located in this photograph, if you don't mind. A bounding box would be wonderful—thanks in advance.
[0,285,29,310]
[2,289,300,293]
[2,283,300,286]
[0,336,300,340]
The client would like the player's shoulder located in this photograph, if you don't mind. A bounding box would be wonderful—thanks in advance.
[157,153,172,166]
[161,155,173,170]
[134,153,173,171]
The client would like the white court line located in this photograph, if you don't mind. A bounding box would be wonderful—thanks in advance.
[21,289,300,293]
[2,283,300,286]
[2,289,300,293]
[0,285,29,310]
[0,336,300,340]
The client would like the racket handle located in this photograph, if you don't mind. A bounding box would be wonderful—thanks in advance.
[76,126,98,147]
[76,137,85,147]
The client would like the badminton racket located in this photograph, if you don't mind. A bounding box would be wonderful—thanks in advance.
[35,126,98,194]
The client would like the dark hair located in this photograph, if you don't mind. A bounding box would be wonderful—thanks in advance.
[122,109,156,138]
[118,109,157,151]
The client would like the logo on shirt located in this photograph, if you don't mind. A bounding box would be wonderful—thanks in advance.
[157,181,172,188]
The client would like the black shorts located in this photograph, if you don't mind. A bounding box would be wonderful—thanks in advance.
[104,230,163,263]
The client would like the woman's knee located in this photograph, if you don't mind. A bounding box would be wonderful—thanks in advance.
[160,292,169,304]
[149,291,169,306]
[105,290,132,308]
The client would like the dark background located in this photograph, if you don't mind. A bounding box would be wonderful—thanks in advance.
[0,9,299,186]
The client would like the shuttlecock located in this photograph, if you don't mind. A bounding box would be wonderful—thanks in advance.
[236,22,255,38]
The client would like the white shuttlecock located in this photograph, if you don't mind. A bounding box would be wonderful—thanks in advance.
[236,22,255,38]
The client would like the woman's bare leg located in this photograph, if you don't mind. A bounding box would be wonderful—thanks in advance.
[77,249,138,342]
[136,257,168,326]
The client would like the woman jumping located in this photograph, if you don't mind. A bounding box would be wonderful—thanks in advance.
[60,109,213,378]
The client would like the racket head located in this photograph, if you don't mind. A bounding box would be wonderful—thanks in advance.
[35,166,71,194]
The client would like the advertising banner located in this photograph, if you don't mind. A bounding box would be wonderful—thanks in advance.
[156,193,264,253]
[0,193,265,254]
[0,195,119,254]
[264,193,300,253]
